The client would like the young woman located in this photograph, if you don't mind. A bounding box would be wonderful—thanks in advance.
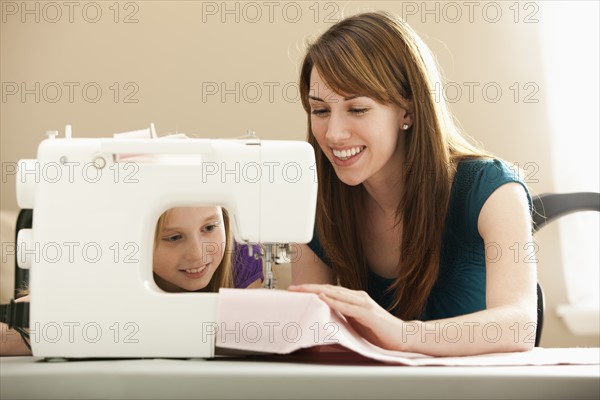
[289,11,537,356]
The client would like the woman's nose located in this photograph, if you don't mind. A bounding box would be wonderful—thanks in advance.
[325,112,351,144]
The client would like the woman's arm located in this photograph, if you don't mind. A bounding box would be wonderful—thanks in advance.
[290,183,538,356]
[291,244,336,285]
[0,295,32,356]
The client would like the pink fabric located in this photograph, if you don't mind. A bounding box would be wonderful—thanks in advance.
[216,289,600,366]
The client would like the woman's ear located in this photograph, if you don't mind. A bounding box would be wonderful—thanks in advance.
[399,101,414,130]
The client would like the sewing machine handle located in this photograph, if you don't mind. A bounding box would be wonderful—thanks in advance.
[99,139,226,155]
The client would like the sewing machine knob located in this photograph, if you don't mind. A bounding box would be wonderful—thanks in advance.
[16,229,33,269]
[92,155,107,169]
[46,130,58,139]
[16,159,37,209]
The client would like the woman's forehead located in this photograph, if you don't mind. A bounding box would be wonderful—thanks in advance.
[309,67,355,99]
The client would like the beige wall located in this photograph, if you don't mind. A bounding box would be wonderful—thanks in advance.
[1,1,597,347]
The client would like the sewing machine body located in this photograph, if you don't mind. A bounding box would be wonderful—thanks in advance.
[16,127,317,357]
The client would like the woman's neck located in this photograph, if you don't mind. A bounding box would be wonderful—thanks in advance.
[363,178,402,218]
[362,140,406,218]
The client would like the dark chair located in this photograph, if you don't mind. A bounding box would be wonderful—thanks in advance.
[13,192,600,346]
[13,208,32,298]
[531,192,600,346]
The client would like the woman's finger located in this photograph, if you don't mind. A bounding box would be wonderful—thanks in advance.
[290,284,366,305]
[318,293,367,320]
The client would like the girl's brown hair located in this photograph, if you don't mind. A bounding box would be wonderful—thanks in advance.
[154,207,234,292]
[300,11,491,319]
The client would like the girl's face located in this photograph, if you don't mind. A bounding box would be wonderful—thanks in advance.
[308,67,410,187]
[153,207,226,292]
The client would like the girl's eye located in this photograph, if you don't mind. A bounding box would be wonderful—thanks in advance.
[349,108,369,115]
[163,234,182,243]
[311,108,329,116]
[203,224,218,233]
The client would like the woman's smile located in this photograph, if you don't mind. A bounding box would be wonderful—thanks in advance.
[330,145,367,166]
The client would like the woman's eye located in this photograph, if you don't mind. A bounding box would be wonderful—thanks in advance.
[163,234,182,242]
[349,108,368,115]
[311,108,329,116]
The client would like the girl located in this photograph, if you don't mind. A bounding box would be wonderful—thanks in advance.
[1,206,263,355]
[153,206,263,292]
[289,11,537,356]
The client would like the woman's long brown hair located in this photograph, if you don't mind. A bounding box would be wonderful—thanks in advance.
[299,12,491,320]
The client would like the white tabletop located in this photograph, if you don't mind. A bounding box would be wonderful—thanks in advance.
[1,354,599,399]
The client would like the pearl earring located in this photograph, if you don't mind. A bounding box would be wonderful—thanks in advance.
[402,123,409,130]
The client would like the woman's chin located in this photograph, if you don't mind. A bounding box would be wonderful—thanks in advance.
[336,173,365,187]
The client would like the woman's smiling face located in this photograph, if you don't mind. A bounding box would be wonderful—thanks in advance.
[308,67,408,187]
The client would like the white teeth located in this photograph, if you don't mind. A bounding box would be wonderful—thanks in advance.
[185,265,207,274]
[332,146,364,160]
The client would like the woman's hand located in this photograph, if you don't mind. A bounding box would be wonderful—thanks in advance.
[288,284,406,351]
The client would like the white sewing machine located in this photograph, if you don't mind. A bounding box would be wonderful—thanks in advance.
[15,124,317,358]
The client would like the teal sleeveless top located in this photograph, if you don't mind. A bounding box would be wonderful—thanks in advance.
[307,159,532,320]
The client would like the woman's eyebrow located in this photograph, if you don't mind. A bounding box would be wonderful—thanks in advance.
[308,95,362,102]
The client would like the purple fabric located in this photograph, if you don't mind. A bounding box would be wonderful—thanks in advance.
[233,243,264,288]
